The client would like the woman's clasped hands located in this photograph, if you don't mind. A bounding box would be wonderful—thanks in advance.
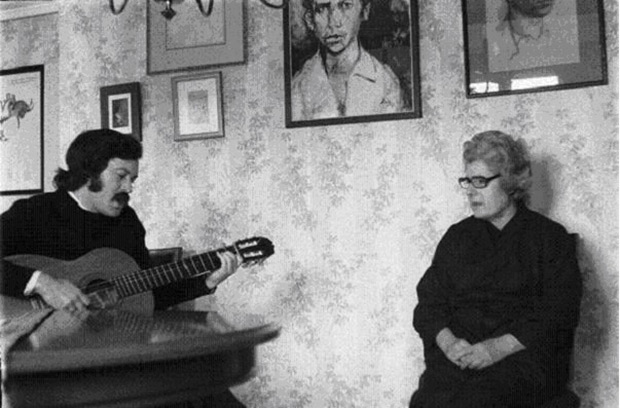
[449,340,496,370]
[436,328,520,370]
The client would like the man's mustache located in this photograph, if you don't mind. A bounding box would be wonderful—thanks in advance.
[113,192,130,205]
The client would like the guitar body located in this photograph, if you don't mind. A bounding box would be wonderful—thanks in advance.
[6,248,154,314]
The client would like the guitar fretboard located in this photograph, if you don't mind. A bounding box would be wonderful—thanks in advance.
[111,249,230,298]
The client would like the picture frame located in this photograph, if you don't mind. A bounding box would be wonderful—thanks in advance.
[283,0,421,128]
[0,65,44,196]
[462,0,608,98]
[172,71,224,141]
[147,0,245,75]
[100,82,142,141]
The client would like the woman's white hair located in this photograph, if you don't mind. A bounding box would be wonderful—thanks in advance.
[463,130,532,201]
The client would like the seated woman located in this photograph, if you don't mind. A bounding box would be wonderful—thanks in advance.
[410,130,582,408]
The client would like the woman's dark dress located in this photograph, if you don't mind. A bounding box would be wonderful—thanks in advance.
[411,205,582,408]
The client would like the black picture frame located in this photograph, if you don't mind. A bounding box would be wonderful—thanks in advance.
[283,0,421,128]
[0,65,44,196]
[462,0,608,98]
[100,82,142,141]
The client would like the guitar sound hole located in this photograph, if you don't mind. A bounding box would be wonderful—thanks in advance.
[84,279,110,294]
[84,279,119,309]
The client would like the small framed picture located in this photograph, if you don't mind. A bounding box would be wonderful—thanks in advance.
[172,72,224,141]
[462,0,607,98]
[100,82,142,140]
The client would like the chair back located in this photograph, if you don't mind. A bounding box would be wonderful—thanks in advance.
[148,247,183,268]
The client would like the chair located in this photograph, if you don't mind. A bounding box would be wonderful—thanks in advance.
[539,233,581,408]
[148,247,183,268]
[148,247,195,310]
[539,390,580,408]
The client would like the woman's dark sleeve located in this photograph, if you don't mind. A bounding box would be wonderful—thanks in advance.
[507,226,582,350]
[413,227,456,348]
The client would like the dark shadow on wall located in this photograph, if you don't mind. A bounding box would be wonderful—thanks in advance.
[571,236,610,404]
[529,156,557,216]
[530,156,610,404]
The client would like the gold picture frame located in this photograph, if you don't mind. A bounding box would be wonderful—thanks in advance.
[147,0,245,75]
[172,72,224,141]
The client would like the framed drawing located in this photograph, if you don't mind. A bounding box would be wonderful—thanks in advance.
[100,82,142,141]
[172,72,224,141]
[0,65,44,195]
[147,0,245,75]
[462,0,607,98]
[283,0,421,128]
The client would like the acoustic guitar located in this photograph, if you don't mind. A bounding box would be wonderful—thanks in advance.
[5,237,274,314]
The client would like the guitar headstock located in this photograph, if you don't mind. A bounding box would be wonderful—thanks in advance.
[234,236,274,265]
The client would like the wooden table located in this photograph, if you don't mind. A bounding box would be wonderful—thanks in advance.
[1,305,279,408]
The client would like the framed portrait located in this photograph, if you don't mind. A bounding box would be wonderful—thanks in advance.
[172,72,224,141]
[283,0,421,128]
[147,0,245,75]
[100,82,142,141]
[462,0,608,98]
[0,65,44,195]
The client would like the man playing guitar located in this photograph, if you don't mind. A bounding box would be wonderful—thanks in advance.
[1,128,249,408]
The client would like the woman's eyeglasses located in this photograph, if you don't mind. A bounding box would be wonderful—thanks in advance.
[458,174,500,189]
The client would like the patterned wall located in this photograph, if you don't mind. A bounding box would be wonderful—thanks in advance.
[1,1,618,407]
[0,9,59,208]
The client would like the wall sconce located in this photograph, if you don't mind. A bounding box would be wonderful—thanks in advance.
[109,0,286,21]
[258,0,286,9]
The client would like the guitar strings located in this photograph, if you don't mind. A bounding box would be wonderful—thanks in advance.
[81,253,221,297]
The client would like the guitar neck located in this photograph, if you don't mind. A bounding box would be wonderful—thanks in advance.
[112,247,233,299]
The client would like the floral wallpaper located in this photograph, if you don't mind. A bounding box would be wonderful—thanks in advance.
[1,0,618,407]
[0,9,59,207]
